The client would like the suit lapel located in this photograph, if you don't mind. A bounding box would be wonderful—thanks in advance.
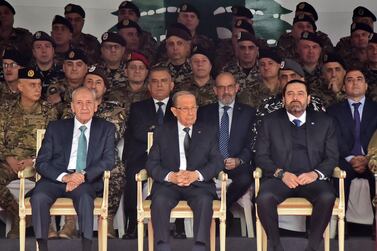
[187,123,204,170]
[64,119,75,163]
[229,103,241,149]
[361,100,371,132]
[341,101,355,137]
[305,111,316,167]
[86,118,99,166]
[279,110,293,164]
[168,122,180,167]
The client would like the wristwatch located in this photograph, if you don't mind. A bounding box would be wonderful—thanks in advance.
[274,169,285,179]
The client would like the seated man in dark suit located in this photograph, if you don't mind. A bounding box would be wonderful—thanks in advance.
[198,72,256,228]
[256,80,338,251]
[30,87,115,251]
[146,91,224,251]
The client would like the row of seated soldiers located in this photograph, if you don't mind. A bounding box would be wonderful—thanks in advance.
[0,0,377,240]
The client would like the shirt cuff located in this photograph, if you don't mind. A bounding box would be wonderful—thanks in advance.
[314,169,326,180]
[345,155,355,162]
[195,171,204,181]
[57,172,68,182]
[164,172,172,182]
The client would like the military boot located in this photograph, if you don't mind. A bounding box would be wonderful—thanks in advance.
[107,214,116,239]
[58,215,77,239]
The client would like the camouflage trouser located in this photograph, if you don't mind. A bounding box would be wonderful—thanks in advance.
[108,162,126,216]
[0,162,19,217]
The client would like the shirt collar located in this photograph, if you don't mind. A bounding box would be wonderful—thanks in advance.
[153,97,170,105]
[74,117,92,132]
[286,110,306,124]
[177,120,193,135]
[218,100,235,110]
[347,96,365,107]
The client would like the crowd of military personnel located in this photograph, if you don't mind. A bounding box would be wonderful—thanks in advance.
[1,0,377,242]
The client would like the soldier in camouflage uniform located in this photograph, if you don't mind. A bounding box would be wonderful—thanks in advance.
[64,3,101,65]
[336,6,376,63]
[155,23,193,88]
[30,31,65,98]
[51,15,74,67]
[0,1,33,81]
[364,33,377,102]
[0,49,27,107]
[46,49,88,118]
[222,32,262,108]
[106,52,150,115]
[0,67,57,238]
[176,45,217,106]
[62,66,126,238]
[97,32,128,91]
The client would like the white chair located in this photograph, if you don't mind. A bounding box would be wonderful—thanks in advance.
[231,186,255,238]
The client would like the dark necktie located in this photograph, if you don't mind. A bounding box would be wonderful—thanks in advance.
[293,119,301,127]
[156,101,164,125]
[219,106,230,158]
[183,127,191,160]
[351,102,362,155]
[76,125,87,172]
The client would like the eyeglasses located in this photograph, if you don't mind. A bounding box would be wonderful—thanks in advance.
[175,106,198,113]
[215,84,236,91]
[2,62,19,69]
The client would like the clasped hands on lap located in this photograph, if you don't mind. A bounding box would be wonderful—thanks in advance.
[167,171,199,187]
[62,173,85,192]
[282,171,319,189]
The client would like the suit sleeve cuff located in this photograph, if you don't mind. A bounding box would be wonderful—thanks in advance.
[195,171,204,181]
[314,169,327,180]
[57,172,68,182]
[345,155,355,162]
[164,172,173,182]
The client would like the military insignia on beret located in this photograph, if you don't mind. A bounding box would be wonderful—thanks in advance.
[123,19,129,26]
[298,14,305,20]
[323,54,328,61]
[69,51,75,59]
[351,23,356,30]
[181,4,187,11]
[28,70,35,77]
[192,46,198,52]
[237,32,241,40]
[236,20,242,27]
[369,33,374,40]
[65,5,72,12]
[302,32,309,38]
[35,31,41,39]
[102,32,109,40]
[127,53,132,60]
[280,61,285,69]
[299,3,305,10]
[358,9,364,15]
[120,2,126,7]
[88,65,96,72]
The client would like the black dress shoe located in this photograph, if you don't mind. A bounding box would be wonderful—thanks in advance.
[122,230,137,239]
[172,230,186,239]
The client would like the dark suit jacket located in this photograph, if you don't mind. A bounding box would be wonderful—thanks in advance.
[146,121,224,196]
[123,97,175,173]
[327,99,377,159]
[36,117,116,189]
[255,109,338,178]
[198,102,256,171]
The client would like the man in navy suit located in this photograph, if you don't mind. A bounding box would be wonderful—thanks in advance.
[122,66,176,238]
[327,69,377,211]
[146,91,224,251]
[31,87,115,251]
[198,72,256,227]
[256,80,338,251]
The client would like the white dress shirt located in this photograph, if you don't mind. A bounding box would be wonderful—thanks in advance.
[56,117,92,182]
[153,97,170,114]
[218,100,235,134]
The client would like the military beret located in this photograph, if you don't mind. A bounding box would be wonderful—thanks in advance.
[127,52,150,68]
[259,48,282,64]
[351,22,373,34]
[300,31,322,47]
[369,33,377,44]
[295,2,318,21]
[280,58,305,78]
[234,19,255,35]
[231,5,253,19]
[33,31,55,47]
[353,6,376,22]
[2,49,27,67]
[178,3,200,19]
[86,65,109,87]
[293,14,317,31]
[64,3,85,18]
[64,48,88,64]
[18,67,43,80]
[116,19,142,33]
[0,0,15,15]
[191,45,214,65]
[118,1,140,17]
[101,32,126,47]
[323,52,346,69]
[52,15,73,33]
[166,23,192,41]
[237,32,258,45]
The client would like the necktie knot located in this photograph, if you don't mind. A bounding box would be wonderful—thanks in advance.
[223,105,230,112]
[157,101,164,108]
[79,125,87,133]
[293,119,301,127]
[352,102,361,109]
[183,127,190,134]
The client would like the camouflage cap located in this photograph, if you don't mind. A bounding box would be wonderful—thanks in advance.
[2,49,27,67]
[127,52,150,68]
[178,3,200,19]
[86,65,109,87]
[300,31,322,47]
[33,31,56,47]
[52,15,74,33]
[280,58,305,78]
[64,48,88,64]
[166,23,192,41]
[0,0,15,15]
[351,22,373,34]
[191,45,213,65]
[259,48,282,64]
[18,67,43,80]
[293,14,317,31]
[116,19,142,33]
[118,1,140,17]
[295,2,318,21]
[237,32,258,45]
[64,3,86,18]
[322,52,346,69]
[231,5,253,19]
[101,32,126,47]
[369,33,377,44]
[234,19,255,35]
[353,6,376,22]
